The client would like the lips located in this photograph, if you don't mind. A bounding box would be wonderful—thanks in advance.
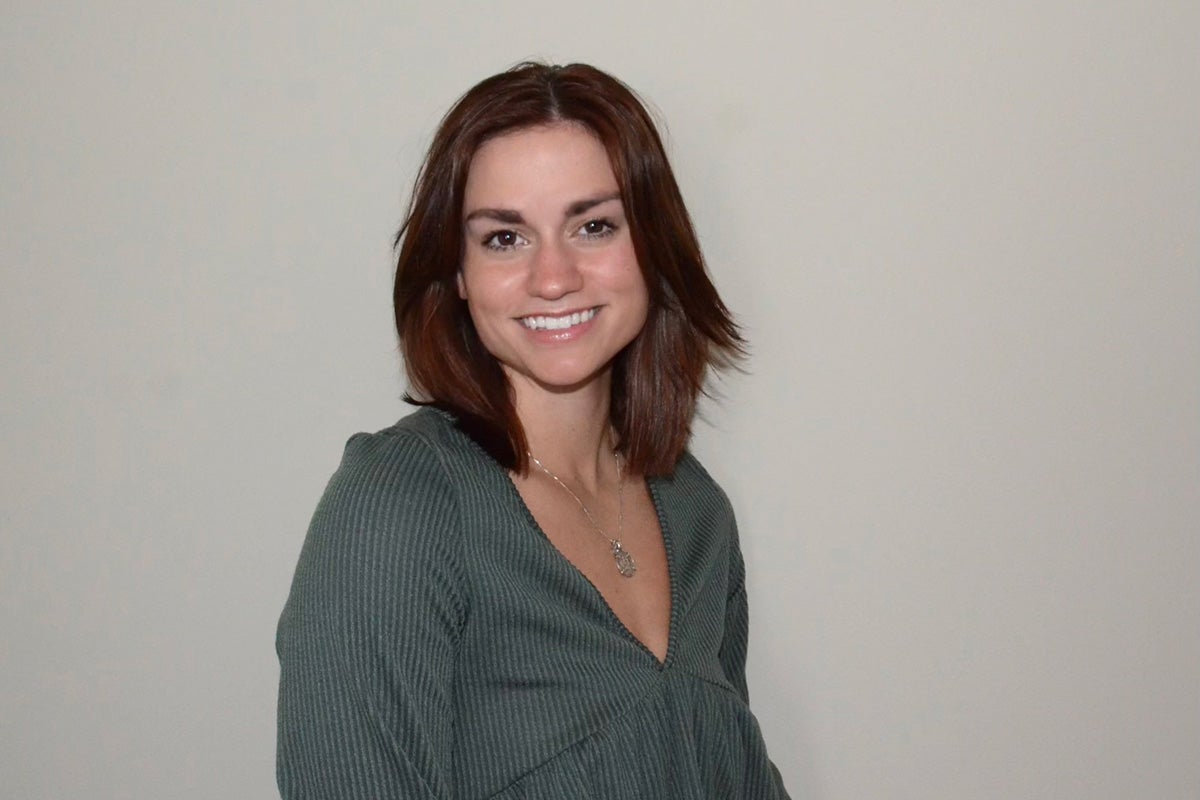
[518,307,599,331]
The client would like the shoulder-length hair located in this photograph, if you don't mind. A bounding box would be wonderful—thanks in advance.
[394,62,744,476]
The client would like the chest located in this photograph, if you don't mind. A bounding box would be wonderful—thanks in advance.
[517,477,671,662]
[452,469,739,679]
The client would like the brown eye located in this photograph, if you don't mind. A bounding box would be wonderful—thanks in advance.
[483,230,525,251]
[579,219,616,238]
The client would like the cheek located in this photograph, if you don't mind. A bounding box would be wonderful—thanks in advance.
[620,268,652,335]
[456,259,497,308]
[463,301,503,359]
[603,240,645,290]
[624,259,651,308]
[633,290,651,331]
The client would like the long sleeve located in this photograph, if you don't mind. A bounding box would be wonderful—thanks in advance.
[717,520,792,800]
[718,518,751,704]
[276,430,466,799]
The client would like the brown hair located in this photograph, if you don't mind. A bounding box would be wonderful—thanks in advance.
[394,62,744,475]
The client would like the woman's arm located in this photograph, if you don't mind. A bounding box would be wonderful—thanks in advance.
[276,430,465,799]
[718,520,792,800]
[718,519,751,704]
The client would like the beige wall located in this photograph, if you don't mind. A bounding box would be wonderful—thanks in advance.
[2,2,1197,798]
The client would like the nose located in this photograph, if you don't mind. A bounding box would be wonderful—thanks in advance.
[526,239,583,299]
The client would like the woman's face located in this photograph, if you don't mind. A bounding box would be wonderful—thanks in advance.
[458,122,649,395]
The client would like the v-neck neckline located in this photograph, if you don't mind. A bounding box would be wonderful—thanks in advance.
[427,406,679,669]
[504,469,678,669]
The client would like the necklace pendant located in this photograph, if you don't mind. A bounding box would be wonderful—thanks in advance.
[612,541,638,578]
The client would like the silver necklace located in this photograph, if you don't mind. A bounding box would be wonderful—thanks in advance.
[527,451,637,578]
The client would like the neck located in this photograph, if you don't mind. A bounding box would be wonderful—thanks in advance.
[509,370,616,490]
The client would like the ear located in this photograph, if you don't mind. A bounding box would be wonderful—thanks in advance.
[455,270,467,300]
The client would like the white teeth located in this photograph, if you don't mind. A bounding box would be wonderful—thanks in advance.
[521,308,597,331]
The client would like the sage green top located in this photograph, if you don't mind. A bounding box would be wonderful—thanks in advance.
[276,408,789,798]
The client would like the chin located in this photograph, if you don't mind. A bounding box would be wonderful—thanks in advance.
[511,361,614,394]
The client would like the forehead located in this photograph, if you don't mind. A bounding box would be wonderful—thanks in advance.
[463,123,618,208]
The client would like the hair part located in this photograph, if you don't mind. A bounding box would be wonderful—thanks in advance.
[394,62,745,476]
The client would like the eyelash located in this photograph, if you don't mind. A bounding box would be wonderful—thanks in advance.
[578,218,617,240]
[479,218,618,252]
[481,230,525,252]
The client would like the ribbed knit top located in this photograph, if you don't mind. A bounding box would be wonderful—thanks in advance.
[276,408,789,799]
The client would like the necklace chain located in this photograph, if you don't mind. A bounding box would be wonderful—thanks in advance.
[527,450,638,578]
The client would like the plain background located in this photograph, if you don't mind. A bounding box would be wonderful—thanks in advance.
[3,2,1197,798]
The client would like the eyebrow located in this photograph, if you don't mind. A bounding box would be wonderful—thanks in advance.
[463,207,525,224]
[463,192,622,225]
[566,192,621,217]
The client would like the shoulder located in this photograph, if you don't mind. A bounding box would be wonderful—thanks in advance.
[317,408,477,516]
[650,450,741,568]
[671,450,726,490]
[336,406,469,475]
[301,408,477,580]
[277,413,470,711]
[659,450,736,518]
[284,408,472,635]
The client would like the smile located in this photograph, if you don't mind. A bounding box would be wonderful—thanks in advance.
[519,308,598,331]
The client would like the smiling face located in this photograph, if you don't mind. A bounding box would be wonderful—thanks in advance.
[458,122,650,397]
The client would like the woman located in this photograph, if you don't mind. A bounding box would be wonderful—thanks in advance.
[277,62,789,799]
